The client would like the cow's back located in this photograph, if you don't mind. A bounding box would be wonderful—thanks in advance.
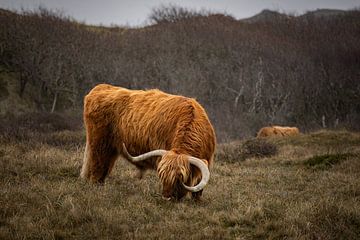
[84,84,215,163]
[119,89,215,162]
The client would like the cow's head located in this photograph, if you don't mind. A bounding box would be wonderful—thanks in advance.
[122,144,210,200]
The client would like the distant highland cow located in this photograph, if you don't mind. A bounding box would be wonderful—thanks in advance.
[257,126,300,138]
[80,84,216,200]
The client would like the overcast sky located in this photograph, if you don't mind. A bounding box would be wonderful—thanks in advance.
[1,0,359,26]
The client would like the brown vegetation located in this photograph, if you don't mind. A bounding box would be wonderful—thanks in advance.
[216,138,278,162]
[1,6,360,141]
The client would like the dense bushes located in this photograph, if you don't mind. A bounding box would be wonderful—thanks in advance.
[1,6,360,141]
[0,112,82,142]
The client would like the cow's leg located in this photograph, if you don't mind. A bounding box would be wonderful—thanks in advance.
[135,166,146,179]
[190,168,204,201]
[107,154,118,177]
[80,125,117,184]
[121,154,146,179]
[88,145,118,184]
[191,176,203,201]
[188,163,208,201]
[95,152,118,183]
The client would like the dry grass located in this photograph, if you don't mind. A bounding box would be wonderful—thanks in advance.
[1,129,360,239]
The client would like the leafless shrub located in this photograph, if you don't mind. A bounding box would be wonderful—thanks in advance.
[148,4,210,24]
[1,7,360,141]
[242,138,278,158]
[216,141,246,163]
[216,138,278,162]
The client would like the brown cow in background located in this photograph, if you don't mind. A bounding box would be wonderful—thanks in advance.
[80,84,216,200]
[257,125,300,138]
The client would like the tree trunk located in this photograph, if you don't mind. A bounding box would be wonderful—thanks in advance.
[19,75,27,98]
[51,91,58,113]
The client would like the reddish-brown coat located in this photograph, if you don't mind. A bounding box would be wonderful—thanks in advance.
[81,84,216,200]
[257,125,300,138]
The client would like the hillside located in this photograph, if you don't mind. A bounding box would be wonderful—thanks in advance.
[241,8,348,23]
[1,7,360,141]
[301,8,347,18]
[241,9,292,23]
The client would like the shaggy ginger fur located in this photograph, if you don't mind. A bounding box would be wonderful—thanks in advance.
[257,126,300,138]
[81,84,216,200]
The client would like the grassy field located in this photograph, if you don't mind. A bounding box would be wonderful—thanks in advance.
[1,128,360,239]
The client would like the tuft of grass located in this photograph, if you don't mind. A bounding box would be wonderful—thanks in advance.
[242,138,278,158]
[221,201,290,239]
[216,138,278,163]
[215,141,246,163]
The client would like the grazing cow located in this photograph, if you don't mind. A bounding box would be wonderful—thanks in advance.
[80,84,216,200]
[257,125,300,138]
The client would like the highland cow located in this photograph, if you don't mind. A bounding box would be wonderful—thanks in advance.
[80,84,216,200]
[257,125,300,138]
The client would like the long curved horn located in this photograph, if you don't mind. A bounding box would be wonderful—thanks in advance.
[122,143,167,162]
[123,143,210,192]
[182,156,210,192]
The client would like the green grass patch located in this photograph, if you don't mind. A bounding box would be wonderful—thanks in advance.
[303,153,354,170]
